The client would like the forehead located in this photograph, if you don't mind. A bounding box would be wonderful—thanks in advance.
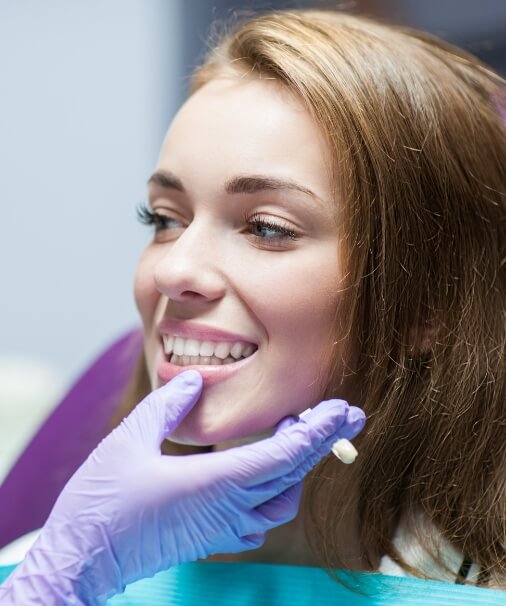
[157,77,332,201]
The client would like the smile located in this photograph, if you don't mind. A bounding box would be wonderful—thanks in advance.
[162,334,257,367]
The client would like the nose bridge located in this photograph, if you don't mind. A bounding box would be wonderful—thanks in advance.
[154,217,225,299]
[169,216,213,260]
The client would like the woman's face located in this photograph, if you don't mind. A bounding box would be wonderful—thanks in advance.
[134,76,344,445]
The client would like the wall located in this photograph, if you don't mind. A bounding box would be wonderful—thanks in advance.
[0,0,183,383]
[0,0,184,473]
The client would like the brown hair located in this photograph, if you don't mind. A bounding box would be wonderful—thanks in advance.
[118,9,506,582]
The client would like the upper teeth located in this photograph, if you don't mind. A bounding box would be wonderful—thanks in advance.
[162,335,256,360]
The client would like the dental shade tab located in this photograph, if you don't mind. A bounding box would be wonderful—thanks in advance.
[298,408,358,464]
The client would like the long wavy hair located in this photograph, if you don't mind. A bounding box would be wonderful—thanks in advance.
[114,9,506,582]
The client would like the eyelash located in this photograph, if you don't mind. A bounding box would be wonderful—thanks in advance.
[243,211,299,242]
[136,202,299,243]
[136,203,180,231]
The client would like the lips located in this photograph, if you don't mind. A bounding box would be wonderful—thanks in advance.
[156,319,259,386]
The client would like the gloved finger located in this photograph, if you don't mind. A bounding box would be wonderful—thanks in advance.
[227,399,350,488]
[120,370,203,451]
[236,482,303,537]
[237,428,337,507]
[334,405,366,440]
[238,411,366,509]
[254,480,303,525]
[275,415,298,432]
[296,399,350,438]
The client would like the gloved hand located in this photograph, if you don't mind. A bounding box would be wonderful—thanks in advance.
[0,370,365,606]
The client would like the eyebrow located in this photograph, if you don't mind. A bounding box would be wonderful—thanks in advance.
[147,170,324,204]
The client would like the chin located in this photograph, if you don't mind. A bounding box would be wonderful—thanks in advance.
[167,408,273,448]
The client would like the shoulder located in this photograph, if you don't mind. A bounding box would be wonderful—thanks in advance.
[378,515,505,590]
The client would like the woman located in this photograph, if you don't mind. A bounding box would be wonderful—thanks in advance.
[1,7,505,604]
[131,6,506,586]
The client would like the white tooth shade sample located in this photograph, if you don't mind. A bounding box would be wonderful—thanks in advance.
[331,439,358,464]
[298,409,358,463]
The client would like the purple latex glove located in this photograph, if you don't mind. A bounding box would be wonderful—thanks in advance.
[0,370,365,605]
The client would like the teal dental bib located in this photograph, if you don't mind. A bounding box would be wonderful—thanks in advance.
[2,561,504,605]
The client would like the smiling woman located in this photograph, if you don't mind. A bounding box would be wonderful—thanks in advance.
[115,7,506,593]
[2,7,504,605]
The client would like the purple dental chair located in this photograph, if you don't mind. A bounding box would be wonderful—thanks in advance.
[0,328,143,550]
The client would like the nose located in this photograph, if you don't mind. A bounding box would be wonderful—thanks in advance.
[153,219,227,304]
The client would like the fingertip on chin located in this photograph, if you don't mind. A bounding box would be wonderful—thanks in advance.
[174,369,203,387]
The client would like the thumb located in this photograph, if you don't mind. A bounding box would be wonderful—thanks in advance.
[123,370,203,450]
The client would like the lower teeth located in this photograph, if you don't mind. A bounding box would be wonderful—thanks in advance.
[169,354,239,366]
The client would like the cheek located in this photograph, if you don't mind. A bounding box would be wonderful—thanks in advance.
[256,258,340,397]
[255,253,340,349]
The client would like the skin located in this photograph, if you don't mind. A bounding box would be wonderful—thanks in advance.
[134,75,344,447]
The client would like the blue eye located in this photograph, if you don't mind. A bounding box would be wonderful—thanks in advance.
[247,215,299,242]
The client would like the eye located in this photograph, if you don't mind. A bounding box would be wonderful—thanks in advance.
[137,202,184,232]
[246,213,299,245]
